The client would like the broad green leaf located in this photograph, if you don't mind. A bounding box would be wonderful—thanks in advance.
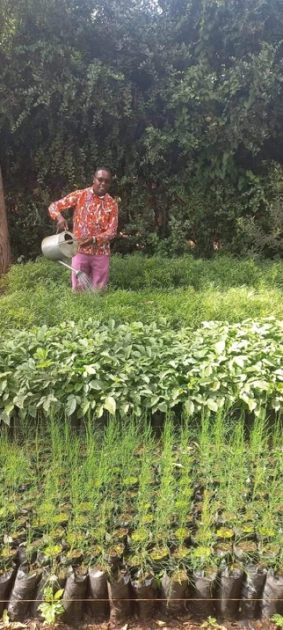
[89,380,104,390]
[84,365,96,375]
[185,399,195,416]
[65,396,77,416]
[158,401,168,413]
[103,396,116,415]
[206,399,218,412]
[4,403,14,416]
[215,340,226,354]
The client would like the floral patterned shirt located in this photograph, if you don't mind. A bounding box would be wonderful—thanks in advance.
[48,187,118,256]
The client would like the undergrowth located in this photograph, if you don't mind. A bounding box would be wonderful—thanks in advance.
[1,255,283,330]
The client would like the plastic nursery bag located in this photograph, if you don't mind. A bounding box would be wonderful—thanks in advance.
[131,573,157,620]
[216,565,244,620]
[62,566,88,624]
[161,571,188,615]
[0,566,16,616]
[107,572,132,623]
[261,571,283,618]
[88,566,109,620]
[240,564,267,619]
[190,570,217,619]
[8,563,41,621]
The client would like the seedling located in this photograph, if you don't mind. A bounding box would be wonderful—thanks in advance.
[38,585,64,626]
[201,616,227,630]
[0,610,26,629]
[271,614,283,629]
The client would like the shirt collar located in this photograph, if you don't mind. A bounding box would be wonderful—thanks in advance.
[92,190,107,201]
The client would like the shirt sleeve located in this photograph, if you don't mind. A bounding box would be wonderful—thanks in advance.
[48,190,82,220]
[96,201,118,243]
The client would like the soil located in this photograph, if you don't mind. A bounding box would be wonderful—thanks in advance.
[12,616,277,630]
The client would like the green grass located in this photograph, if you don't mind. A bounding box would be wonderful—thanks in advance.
[1,254,283,330]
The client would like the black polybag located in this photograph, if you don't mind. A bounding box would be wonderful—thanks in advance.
[62,566,88,624]
[216,565,244,620]
[190,570,217,619]
[261,571,283,618]
[0,567,16,616]
[88,567,109,620]
[8,563,41,621]
[107,573,132,623]
[161,572,188,615]
[131,574,157,620]
[240,564,267,619]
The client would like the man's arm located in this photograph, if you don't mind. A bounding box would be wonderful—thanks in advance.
[48,190,81,231]
[96,202,118,244]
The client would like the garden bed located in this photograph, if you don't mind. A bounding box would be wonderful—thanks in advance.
[1,415,283,624]
[2,318,283,425]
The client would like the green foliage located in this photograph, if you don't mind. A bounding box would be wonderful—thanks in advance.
[2,256,283,331]
[1,0,283,258]
[272,615,283,628]
[38,586,64,626]
[1,316,283,423]
[1,415,283,586]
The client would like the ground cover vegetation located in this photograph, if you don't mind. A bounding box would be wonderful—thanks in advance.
[2,255,283,330]
[0,415,283,624]
[2,0,283,260]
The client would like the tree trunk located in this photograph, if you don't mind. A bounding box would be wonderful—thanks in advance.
[0,166,11,276]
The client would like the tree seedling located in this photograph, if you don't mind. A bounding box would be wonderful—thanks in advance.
[0,610,26,629]
[271,615,283,628]
[38,585,64,626]
[201,617,227,630]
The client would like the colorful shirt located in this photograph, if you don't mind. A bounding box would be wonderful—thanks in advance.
[48,187,118,256]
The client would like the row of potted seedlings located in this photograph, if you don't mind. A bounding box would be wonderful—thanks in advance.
[1,416,283,622]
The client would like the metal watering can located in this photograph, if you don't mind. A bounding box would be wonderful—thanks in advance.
[41,231,92,289]
[41,231,79,261]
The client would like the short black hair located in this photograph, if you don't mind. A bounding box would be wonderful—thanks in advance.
[94,166,113,177]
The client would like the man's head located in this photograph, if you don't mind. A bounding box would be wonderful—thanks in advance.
[92,167,112,197]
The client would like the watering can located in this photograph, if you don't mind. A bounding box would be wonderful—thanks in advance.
[41,231,79,261]
[41,231,92,289]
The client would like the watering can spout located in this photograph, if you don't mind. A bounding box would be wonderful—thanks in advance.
[41,231,79,261]
[58,260,93,290]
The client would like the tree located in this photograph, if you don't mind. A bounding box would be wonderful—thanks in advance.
[0,166,11,275]
[1,0,283,259]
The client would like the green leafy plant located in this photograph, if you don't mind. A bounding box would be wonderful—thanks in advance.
[271,615,283,628]
[2,317,283,425]
[201,617,227,630]
[1,609,26,628]
[38,585,64,626]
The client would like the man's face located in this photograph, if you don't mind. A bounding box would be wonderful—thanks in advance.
[92,170,112,197]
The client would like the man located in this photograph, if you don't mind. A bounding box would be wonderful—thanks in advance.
[48,168,118,291]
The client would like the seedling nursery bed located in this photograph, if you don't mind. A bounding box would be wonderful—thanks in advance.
[1,415,283,626]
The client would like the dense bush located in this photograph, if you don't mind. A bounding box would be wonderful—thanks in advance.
[2,0,283,258]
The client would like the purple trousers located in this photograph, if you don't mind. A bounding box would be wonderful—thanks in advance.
[71,253,110,291]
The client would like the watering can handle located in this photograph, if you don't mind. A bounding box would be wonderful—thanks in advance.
[56,225,67,234]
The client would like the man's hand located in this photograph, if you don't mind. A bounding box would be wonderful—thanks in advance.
[78,237,94,247]
[56,215,69,231]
